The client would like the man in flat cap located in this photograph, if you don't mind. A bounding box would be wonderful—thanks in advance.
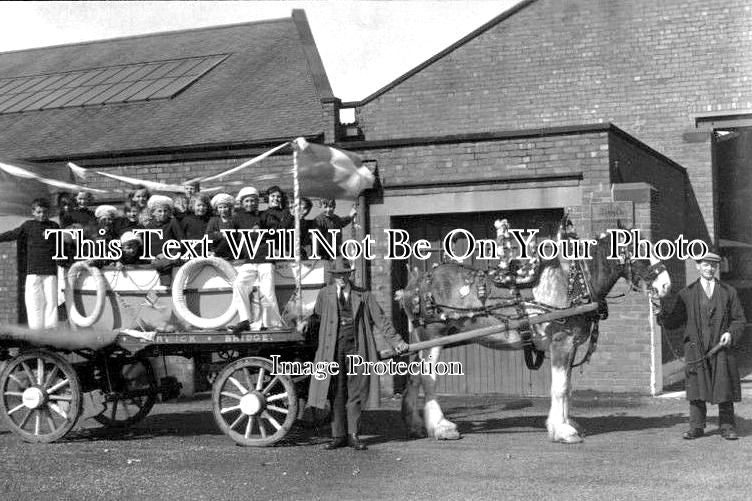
[306,257,409,451]
[658,250,746,440]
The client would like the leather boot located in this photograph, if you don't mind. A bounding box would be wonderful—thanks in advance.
[349,434,367,450]
[227,320,250,337]
[324,436,348,450]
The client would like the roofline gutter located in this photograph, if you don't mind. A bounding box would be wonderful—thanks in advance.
[22,134,324,167]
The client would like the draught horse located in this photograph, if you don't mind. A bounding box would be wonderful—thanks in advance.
[396,233,671,443]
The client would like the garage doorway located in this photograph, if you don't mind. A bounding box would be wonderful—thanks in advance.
[391,208,563,396]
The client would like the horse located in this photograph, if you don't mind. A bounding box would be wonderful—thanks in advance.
[395,232,672,443]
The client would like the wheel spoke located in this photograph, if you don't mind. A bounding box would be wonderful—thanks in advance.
[265,392,289,403]
[9,373,24,387]
[262,376,279,395]
[18,408,32,429]
[220,404,242,415]
[245,416,255,439]
[261,411,282,431]
[34,412,41,435]
[43,366,59,389]
[266,405,289,415]
[36,358,45,386]
[220,391,243,401]
[229,413,245,431]
[255,368,265,391]
[21,362,35,386]
[228,376,248,395]
[48,402,68,420]
[45,409,57,433]
[48,394,72,402]
[258,419,267,438]
[7,402,26,416]
[4,391,24,397]
[243,368,253,391]
[47,378,70,394]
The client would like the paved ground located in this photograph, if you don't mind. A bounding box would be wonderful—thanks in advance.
[2,386,752,501]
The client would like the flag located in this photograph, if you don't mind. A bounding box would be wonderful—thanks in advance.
[0,159,107,230]
[199,141,290,182]
[293,137,374,200]
[90,169,187,193]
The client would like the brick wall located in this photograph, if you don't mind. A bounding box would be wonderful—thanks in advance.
[354,126,691,393]
[356,0,752,242]
[358,128,611,318]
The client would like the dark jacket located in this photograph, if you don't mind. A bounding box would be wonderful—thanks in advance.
[60,207,95,227]
[115,217,142,237]
[0,219,60,275]
[261,207,294,230]
[660,279,746,403]
[230,211,267,262]
[307,285,405,410]
[143,217,185,258]
[313,213,354,259]
[180,213,211,240]
[205,216,235,259]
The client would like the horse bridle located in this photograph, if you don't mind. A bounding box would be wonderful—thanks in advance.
[609,248,667,299]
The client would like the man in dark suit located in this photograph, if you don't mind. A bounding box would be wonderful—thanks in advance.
[658,251,746,440]
[306,257,409,450]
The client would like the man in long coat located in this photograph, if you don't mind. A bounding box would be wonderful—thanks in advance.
[307,257,408,450]
[659,251,746,440]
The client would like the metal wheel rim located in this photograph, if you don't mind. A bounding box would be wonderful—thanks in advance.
[0,350,82,443]
[94,357,157,428]
[212,357,297,447]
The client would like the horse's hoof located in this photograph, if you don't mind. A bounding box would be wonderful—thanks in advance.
[556,434,584,444]
[433,429,461,440]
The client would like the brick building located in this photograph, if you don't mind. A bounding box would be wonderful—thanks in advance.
[336,0,752,395]
[1,1,751,395]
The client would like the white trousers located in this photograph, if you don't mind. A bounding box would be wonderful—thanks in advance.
[25,274,58,330]
[232,263,284,328]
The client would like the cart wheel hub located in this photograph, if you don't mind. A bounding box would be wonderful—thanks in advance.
[22,387,46,409]
[239,392,265,415]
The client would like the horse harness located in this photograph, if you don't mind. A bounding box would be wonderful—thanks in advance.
[408,259,608,371]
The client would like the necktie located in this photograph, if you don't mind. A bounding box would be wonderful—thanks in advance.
[703,280,712,298]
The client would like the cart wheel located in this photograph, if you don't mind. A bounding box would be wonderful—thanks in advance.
[95,357,157,428]
[0,349,82,443]
[212,357,297,447]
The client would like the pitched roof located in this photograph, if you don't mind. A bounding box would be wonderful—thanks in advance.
[0,10,333,161]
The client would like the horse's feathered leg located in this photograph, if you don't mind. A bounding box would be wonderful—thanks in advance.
[401,367,426,438]
[422,345,460,440]
[546,329,582,443]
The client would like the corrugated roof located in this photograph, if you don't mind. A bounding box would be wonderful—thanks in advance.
[0,11,333,160]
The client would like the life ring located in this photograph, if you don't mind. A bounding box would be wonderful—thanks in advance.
[66,261,107,328]
[172,257,238,329]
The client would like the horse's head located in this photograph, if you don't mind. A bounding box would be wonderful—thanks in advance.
[588,233,671,300]
[626,256,671,298]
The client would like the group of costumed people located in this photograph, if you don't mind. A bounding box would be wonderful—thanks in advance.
[54,181,358,334]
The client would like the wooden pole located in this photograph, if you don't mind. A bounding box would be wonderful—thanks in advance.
[292,147,302,322]
[379,302,599,359]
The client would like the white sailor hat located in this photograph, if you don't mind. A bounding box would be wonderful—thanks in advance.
[211,193,235,209]
[146,195,174,211]
[94,205,118,220]
[236,186,259,202]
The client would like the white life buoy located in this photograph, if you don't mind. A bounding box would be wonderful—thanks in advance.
[172,257,238,329]
[65,261,107,328]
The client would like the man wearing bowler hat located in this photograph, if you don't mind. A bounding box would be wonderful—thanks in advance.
[306,256,409,450]
[658,250,746,440]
